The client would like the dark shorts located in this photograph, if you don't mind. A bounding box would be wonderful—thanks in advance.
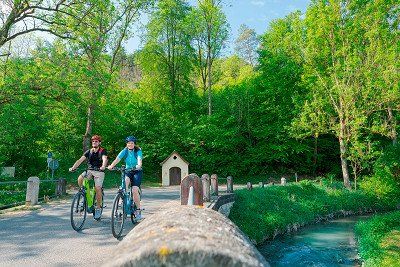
[125,169,143,187]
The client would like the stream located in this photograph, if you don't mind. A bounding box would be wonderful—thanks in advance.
[258,216,370,267]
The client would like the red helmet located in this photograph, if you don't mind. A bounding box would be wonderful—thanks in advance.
[91,135,102,142]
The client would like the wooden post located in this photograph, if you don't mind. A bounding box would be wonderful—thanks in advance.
[281,177,287,186]
[295,173,298,183]
[211,174,218,196]
[26,177,40,206]
[226,176,233,193]
[56,178,66,196]
[201,174,211,202]
[247,182,252,190]
[181,173,203,206]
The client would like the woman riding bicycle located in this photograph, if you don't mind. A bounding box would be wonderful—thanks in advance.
[69,135,108,220]
[107,135,143,220]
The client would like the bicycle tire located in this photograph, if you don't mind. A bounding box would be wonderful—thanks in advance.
[111,193,125,238]
[70,191,87,231]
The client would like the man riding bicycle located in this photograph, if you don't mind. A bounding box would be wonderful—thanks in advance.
[107,135,143,220]
[69,135,108,220]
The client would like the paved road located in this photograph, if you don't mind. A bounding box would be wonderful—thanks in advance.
[0,186,180,267]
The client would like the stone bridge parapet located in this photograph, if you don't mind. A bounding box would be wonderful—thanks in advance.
[104,205,269,267]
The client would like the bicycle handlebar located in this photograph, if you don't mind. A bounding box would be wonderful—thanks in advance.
[69,167,105,172]
[109,166,140,172]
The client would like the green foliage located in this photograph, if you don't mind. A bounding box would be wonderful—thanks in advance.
[229,182,396,244]
[360,144,400,204]
[355,211,400,266]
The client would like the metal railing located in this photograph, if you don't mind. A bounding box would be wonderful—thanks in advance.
[0,178,66,210]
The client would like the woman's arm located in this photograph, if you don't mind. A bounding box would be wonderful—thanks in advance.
[107,157,121,170]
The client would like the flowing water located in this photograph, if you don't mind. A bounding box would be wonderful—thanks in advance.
[258,216,370,267]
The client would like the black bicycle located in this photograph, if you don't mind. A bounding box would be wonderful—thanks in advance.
[70,168,104,231]
[109,166,142,238]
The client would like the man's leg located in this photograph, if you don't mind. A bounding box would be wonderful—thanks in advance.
[77,175,84,187]
[95,186,102,209]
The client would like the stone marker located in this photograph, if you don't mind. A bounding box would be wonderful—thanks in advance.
[181,173,203,206]
[227,176,233,193]
[26,177,40,206]
[281,177,287,186]
[56,178,66,196]
[259,181,264,188]
[247,182,253,190]
[211,174,218,196]
[103,206,270,267]
[201,174,210,202]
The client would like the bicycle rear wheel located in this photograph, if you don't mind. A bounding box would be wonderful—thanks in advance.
[111,193,125,238]
[70,191,87,231]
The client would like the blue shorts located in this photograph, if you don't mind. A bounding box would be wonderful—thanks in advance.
[125,170,143,187]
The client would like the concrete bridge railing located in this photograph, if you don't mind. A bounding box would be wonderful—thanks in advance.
[104,205,269,267]
[104,173,269,267]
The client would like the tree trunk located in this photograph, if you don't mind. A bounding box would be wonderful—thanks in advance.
[83,104,93,152]
[339,117,351,189]
[313,135,318,178]
[207,50,212,116]
[388,107,397,145]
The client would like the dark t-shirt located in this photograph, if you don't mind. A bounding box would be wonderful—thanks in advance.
[83,148,107,169]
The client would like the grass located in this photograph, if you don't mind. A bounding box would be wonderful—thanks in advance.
[228,180,398,245]
[355,211,400,267]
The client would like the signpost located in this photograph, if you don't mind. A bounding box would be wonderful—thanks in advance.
[46,152,59,179]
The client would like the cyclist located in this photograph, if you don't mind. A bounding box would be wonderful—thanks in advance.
[107,135,143,220]
[69,135,108,220]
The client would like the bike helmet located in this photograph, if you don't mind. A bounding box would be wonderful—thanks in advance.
[125,135,137,143]
[91,135,102,142]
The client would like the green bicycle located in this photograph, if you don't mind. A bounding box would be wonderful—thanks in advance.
[70,168,104,231]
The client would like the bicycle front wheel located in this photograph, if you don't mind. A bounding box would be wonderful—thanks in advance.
[70,191,87,231]
[111,193,125,238]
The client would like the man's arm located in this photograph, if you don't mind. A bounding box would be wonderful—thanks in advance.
[100,155,108,171]
[69,156,86,171]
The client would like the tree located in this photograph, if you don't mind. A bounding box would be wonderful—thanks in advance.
[234,24,259,67]
[58,0,152,151]
[138,0,194,107]
[190,0,229,115]
[0,0,84,49]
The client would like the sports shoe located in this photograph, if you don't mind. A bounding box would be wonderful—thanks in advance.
[94,208,102,220]
[134,211,142,220]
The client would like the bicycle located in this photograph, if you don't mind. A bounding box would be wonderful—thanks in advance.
[70,168,104,231]
[109,165,143,238]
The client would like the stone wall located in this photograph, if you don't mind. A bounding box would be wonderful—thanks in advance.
[104,205,269,267]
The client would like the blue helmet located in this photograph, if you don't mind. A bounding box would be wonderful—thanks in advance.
[125,136,137,143]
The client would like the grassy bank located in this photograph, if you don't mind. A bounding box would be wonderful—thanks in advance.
[355,211,400,266]
[228,181,398,245]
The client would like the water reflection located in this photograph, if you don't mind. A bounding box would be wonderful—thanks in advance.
[258,217,369,267]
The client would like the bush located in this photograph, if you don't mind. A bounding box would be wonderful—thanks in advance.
[355,211,400,266]
[228,181,395,244]
[359,144,400,205]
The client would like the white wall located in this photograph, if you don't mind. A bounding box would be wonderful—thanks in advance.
[161,153,189,186]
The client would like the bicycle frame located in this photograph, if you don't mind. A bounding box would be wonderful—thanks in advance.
[82,178,96,209]
[117,166,136,215]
